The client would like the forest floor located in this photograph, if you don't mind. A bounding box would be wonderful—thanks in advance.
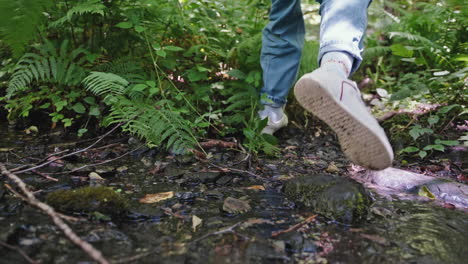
[0,122,467,264]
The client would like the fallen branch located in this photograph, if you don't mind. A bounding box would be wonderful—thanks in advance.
[208,162,262,178]
[47,147,141,175]
[271,215,317,238]
[0,164,110,264]
[192,222,242,244]
[112,249,159,264]
[199,139,237,149]
[0,240,39,264]
[32,170,59,181]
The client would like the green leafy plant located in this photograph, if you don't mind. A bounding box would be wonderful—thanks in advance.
[0,0,53,57]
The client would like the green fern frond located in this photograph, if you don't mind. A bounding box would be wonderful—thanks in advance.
[7,40,87,97]
[0,0,53,57]
[363,46,392,60]
[82,72,129,99]
[50,0,105,28]
[93,57,146,83]
[389,31,440,48]
[104,98,196,152]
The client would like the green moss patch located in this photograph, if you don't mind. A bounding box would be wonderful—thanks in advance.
[284,174,371,224]
[46,186,129,215]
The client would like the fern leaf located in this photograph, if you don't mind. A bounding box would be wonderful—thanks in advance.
[0,0,53,57]
[50,0,105,28]
[83,72,129,97]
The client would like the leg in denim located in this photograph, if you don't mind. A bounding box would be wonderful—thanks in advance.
[260,0,305,107]
[317,0,372,74]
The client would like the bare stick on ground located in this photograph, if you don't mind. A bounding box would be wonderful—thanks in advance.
[11,122,124,174]
[0,164,110,264]
[0,240,39,264]
[271,215,317,238]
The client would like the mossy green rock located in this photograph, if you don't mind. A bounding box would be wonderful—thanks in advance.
[46,186,129,215]
[284,174,371,224]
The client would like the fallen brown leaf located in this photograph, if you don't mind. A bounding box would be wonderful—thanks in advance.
[139,191,174,203]
[244,185,265,191]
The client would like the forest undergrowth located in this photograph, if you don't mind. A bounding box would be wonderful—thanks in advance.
[0,0,466,162]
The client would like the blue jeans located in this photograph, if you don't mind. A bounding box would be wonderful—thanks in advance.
[260,0,372,107]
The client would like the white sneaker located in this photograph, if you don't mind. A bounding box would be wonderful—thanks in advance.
[259,106,288,135]
[294,67,394,170]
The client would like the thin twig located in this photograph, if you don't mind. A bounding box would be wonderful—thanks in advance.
[112,249,160,264]
[208,162,262,178]
[32,170,59,181]
[0,240,39,264]
[1,164,110,264]
[45,147,141,175]
[271,215,317,238]
[191,222,242,244]
[11,123,124,174]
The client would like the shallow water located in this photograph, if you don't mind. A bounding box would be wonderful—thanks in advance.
[1,125,467,264]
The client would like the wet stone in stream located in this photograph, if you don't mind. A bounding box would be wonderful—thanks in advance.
[284,174,371,224]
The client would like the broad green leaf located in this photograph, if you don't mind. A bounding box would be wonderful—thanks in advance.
[156,49,167,57]
[78,128,88,137]
[62,118,73,127]
[428,115,439,125]
[39,102,51,109]
[401,146,419,153]
[83,97,96,105]
[164,45,184,51]
[435,139,459,146]
[89,106,101,116]
[116,22,133,29]
[390,44,414,57]
[227,69,246,80]
[418,185,435,199]
[132,84,147,92]
[55,100,68,112]
[134,25,145,32]
[418,150,427,159]
[72,102,86,114]
[146,81,156,87]
[438,104,459,114]
[422,145,444,151]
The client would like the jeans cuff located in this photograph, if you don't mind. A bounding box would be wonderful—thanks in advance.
[318,42,363,75]
[260,94,287,108]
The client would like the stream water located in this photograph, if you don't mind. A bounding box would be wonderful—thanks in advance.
[0,124,467,264]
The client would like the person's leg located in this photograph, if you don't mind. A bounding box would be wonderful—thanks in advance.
[294,0,394,170]
[316,0,372,75]
[259,0,305,134]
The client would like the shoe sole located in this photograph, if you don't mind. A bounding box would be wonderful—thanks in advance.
[294,77,393,170]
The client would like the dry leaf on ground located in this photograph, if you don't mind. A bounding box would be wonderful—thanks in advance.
[139,191,174,203]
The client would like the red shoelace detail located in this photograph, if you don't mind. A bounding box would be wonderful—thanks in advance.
[340,80,358,101]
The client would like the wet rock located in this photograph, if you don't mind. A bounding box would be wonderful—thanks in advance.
[184,172,220,183]
[222,197,251,214]
[163,166,187,179]
[362,168,468,208]
[116,166,128,174]
[284,174,371,224]
[95,165,116,176]
[141,157,153,167]
[176,192,196,202]
[89,172,106,187]
[205,190,223,200]
[216,175,232,185]
[46,186,129,215]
